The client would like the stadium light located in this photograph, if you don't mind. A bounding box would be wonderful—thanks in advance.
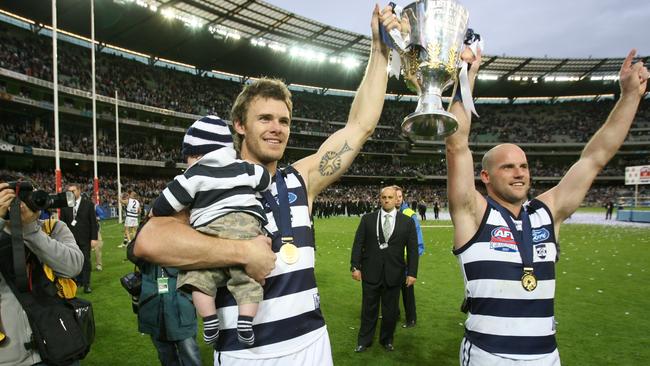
[161,8,174,19]
[268,42,286,53]
[478,74,499,81]
[341,56,360,69]
[208,25,240,40]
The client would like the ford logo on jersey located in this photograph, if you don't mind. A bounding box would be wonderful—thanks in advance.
[532,228,550,243]
[490,226,518,252]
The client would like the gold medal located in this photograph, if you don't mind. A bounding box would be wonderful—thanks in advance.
[521,268,537,292]
[279,242,299,265]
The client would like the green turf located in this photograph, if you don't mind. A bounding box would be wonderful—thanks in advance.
[80,217,650,365]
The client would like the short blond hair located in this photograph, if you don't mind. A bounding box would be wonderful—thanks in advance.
[230,78,292,152]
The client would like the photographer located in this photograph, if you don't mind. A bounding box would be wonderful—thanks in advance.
[126,225,201,366]
[0,180,84,365]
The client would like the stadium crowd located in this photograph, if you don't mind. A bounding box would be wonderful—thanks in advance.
[1,23,649,146]
[3,169,645,218]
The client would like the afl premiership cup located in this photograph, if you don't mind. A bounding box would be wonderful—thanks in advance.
[388,0,470,139]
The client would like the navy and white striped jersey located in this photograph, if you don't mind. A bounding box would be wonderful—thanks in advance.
[152,148,271,227]
[215,166,326,358]
[125,198,140,218]
[454,198,558,360]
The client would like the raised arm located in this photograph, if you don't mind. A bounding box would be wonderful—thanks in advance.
[294,5,393,204]
[538,49,648,227]
[445,50,486,248]
[132,211,276,283]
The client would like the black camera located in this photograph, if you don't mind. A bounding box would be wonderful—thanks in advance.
[5,181,75,214]
[119,271,142,297]
[120,271,142,314]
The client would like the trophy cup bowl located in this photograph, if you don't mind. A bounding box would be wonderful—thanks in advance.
[396,0,469,139]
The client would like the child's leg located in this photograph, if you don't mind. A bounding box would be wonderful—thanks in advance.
[228,266,263,347]
[236,302,258,346]
[193,290,217,317]
[193,290,220,345]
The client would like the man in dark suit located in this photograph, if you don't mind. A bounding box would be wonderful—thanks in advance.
[351,186,418,352]
[60,183,98,293]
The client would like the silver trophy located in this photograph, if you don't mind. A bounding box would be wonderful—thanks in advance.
[388,0,470,139]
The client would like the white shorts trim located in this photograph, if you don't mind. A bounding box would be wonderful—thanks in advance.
[460,337,560,366]
[124,217,139,227]
[215,327,332,366]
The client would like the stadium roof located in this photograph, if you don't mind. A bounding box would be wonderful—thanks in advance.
[1,0,647,98]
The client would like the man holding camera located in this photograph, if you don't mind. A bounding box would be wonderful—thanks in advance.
[60,183,98,293]
[0,180,84,365]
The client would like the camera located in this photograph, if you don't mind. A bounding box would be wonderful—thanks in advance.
[5,181,75,214]
[120,271,142,297]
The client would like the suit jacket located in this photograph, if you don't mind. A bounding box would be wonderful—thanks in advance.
[60,198,98,248]
[351,209,418,287]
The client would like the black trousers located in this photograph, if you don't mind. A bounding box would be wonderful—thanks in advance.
[357,280,400,347]
[76,243,91,287]
[401,283,416,323]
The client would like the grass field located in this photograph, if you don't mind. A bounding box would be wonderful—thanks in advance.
[80,215,650,365]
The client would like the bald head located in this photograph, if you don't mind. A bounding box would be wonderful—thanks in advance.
[482,144,527,173]
[380,186,397,212]
[480,143,531,205]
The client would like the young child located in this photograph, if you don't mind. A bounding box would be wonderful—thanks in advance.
[151,115,270,346]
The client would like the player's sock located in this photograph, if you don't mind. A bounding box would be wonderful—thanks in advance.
[202,314,220,344]
[237,315,255,346]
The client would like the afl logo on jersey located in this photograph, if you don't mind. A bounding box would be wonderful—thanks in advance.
[288,192,298,204]
[491,227,516,244]
[532,228,550,243]
[490,226,518,253]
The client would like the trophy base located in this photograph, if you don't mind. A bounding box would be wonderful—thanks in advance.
[401,110,459,140]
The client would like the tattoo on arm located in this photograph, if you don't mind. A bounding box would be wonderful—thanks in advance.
[318,142,354,176]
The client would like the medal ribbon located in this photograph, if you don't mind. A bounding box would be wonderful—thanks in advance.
[486,196,534,271]
[262,170,293,244]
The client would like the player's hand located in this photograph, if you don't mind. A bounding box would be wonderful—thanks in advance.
[620,49,649,97]
[468,46,482,79]
[244,235,276,285]
[405,275,416,287]
[352,269,362,281]
[371,4,394,55]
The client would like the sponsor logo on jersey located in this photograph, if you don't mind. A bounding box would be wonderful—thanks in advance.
[535,244,548,260]
[264,192,298,206]
[490,226,518,252]
[313,293,321,309]
[532,228,550,243]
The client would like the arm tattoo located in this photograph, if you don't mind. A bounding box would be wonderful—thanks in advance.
[319,142,354,176]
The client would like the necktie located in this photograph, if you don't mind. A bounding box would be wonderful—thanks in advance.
[383,214,392,241]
